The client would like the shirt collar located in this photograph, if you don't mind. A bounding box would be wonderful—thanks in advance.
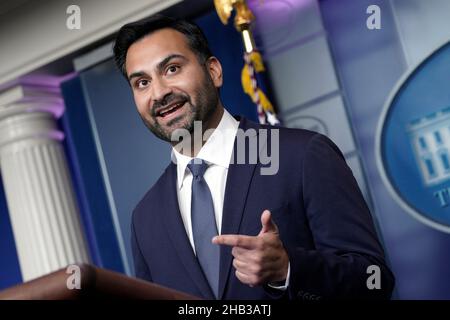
[171,109,239,189]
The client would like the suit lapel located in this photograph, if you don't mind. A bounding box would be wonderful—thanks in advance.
[162,163,215,299]
[218,118,259,299]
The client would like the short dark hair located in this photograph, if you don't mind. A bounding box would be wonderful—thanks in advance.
[113,14,213,80]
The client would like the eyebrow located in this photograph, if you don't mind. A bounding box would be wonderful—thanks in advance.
[127,54,188,82]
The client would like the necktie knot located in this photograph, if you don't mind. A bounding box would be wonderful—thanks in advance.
[187,159,208,179]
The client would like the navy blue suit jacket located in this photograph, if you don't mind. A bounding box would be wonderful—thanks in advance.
[131,117,395,300]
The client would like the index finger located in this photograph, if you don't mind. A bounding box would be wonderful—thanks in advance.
[212,234,257,249]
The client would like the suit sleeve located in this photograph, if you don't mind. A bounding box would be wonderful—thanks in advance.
[131,214,153,281]
[284,133,395,300]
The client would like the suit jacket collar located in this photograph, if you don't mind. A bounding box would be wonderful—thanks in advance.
[218,117,262,298]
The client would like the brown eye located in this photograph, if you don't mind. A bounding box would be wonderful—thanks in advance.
[137,79,149,89]
[167,65,179,74]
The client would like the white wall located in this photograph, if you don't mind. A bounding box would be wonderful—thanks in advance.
[391,0,450,66]
[0,0,182,86]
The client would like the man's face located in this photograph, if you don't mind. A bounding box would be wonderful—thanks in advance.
[125,28,222,142]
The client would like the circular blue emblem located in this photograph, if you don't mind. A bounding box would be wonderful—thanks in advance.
[377,41,450,232]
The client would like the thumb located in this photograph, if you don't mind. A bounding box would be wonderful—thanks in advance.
[259,210,278,235]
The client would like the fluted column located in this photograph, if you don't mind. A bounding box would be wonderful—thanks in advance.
[0,81,90,281]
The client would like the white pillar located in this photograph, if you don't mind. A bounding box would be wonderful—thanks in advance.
[0,81,90,281]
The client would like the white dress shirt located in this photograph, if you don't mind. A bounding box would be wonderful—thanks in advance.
[171,109,289,290]
[171,109,239,253]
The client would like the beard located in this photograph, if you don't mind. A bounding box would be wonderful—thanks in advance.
[140,71,219,143]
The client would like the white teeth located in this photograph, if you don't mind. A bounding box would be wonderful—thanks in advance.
[159,102,183,117]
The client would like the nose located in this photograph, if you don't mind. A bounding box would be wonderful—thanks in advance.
[150,76,172,103]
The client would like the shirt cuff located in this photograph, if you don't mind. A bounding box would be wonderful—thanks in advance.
[267,262,290,291]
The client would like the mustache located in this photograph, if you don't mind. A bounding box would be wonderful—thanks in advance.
[151,94,189,116]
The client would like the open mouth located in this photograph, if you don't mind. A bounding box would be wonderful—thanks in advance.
[157,101,186,119]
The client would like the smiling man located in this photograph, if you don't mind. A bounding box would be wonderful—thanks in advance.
[113,14,395,300]
[125,28,222,145]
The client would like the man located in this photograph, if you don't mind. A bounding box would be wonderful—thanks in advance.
[113,15,395,300]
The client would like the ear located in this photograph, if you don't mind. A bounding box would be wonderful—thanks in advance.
[206,56,223,88]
